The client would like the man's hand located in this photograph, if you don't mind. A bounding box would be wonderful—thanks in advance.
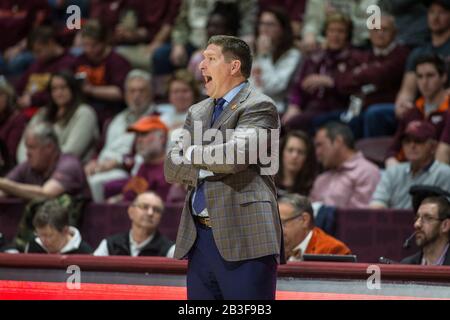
[385,156,399,168]
[84,159,98,176]
[281,104,301,124]
[301,74,334,93]
[395,95,414,118]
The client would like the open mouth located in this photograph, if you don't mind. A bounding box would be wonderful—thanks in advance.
[204,75,212,85]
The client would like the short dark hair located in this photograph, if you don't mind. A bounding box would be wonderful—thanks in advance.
[207,35,252,78]
[414,53,447,76]
[278,193,315,225]
[28,26,56,49]
[421,196,450,220]
[81,19,109,43]
[319,121,355,149]
[33,200,69,232]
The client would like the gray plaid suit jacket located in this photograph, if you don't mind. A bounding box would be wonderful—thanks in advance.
[164,82,284,262]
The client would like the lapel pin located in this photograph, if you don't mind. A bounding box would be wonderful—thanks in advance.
[231,104,238,110]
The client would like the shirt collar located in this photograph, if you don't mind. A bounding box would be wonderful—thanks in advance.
[340,151,364,170]
[36,226,82,253]
[373,41,397,56]
[129,231,154,255]
[288,230,313,262]
[406,159,436,175]
[220,81,247,107]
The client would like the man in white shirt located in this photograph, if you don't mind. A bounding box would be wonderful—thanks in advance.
[94,192,175,257]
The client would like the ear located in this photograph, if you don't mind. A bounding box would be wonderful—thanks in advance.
[128,206,134,221]
[441,218,450,234]
[230,59,241,76]
[301,212,311,227]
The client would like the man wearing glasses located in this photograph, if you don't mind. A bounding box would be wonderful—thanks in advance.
[278,193,351,261]
[402,195,450,265]
[94,192,175,257]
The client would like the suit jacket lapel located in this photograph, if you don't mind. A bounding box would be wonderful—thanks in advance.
[201,98,215,133]
[212,82,252,130]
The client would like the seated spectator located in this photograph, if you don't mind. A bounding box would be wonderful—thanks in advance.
[401,194,450,265]
[373,0,450,137]
[158,69,200,148]
[316,14,410,139]
[0,1,49,76]
[90,0,180,70]
[15,26,76,113]
[16,71,99,164]
[310,122,380,208]
[152,0,256,98]
[0,122,90,200]
[94,191,175,257]
[74,19,131,128]
[0,123,90,250]
[85,69,157,203]
[105,116,171,203]
[282,13,363,134]
[275,130,318,197]
[300,0,378,51]
[0,77,27,175]
[251,6,301,113]
[378,0,429,48]
[385,54,449,167]
[279,193,351,262]
[257,0,307,48]
[24,198,92,254]
[187,2,240,90]
[371,121,450,209]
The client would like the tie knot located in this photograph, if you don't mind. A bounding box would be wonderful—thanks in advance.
[215,98,226,108]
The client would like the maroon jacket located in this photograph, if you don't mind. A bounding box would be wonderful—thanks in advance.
[334,43,410,108]
[90,0,181,44]
[0,0,49,51]
[288,46,365,113]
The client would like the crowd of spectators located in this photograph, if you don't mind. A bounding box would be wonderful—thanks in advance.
[0,0,449,266]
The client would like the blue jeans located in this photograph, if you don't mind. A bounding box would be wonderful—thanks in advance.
[363,103,397,138]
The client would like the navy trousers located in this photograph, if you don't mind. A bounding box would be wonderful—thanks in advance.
[187,221,278,300]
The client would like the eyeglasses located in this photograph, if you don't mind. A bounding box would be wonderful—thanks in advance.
[133,203,163,214]
[280,213,302,226]
[414,214,444,224]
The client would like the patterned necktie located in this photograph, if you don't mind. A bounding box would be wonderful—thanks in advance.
[192,98,226,215]
[210,97,226,126]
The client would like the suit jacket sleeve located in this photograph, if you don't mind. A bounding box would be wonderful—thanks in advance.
[192,99,279,174]
[164,108,199,188]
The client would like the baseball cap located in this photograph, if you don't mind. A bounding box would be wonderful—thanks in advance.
[127,115,168,134]
[402,120,436,142]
